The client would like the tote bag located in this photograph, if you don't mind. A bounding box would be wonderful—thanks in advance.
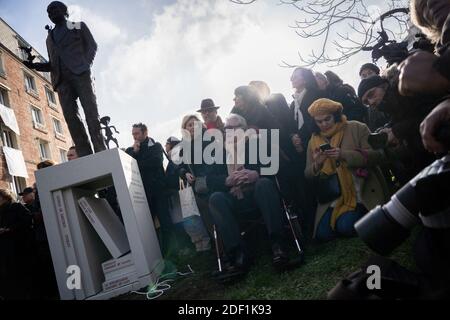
[179,180,201,219]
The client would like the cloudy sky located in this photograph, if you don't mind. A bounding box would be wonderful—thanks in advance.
[0,0,377,148]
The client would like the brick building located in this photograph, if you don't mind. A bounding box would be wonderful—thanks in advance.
[0,17,72,196]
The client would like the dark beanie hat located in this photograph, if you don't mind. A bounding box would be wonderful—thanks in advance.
[358,75,388,99]
[359,63,380,76]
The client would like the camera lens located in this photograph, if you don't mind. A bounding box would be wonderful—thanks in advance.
[355,205,412,255]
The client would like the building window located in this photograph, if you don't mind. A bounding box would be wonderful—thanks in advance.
[31,106,45,130]
[0,52,5,77]
[45,86,57,106]
[38,140,51,160]
[31,106,44,124]
[1,125,24,197]
[10,176,26,199]
[53,118,64,137]
[0,88,9,107]
[24,72,38,95]
[18,44,29,61]
[1,127,17,148]
[17,38,32,62]
[59,149,67,163]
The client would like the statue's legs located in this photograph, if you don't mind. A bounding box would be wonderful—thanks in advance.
[57,77,93,157]
[75,71,107,153]
[112,138,119,148]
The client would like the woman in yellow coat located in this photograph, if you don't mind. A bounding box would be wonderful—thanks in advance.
[304,98,390,241]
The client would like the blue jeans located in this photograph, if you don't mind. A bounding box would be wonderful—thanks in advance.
[316,204,367,242]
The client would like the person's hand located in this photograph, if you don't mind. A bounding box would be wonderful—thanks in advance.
[312,148,327,172]
[386,129,399,146]
[186,173,196,185]
[421,99,450,154]
[291,134,301,145]
[324,147,341,160]
[234,169,259,185]
[234,170,250,185]
[225,175,236,187]
[291,134,303,153]
[132,140,140,153]
[226,169,240,187]
[398,51,450,96]
[23,61,36,70]
[379,128,399,146]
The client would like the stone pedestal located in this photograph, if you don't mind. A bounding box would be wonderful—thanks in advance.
[35,149,163,300]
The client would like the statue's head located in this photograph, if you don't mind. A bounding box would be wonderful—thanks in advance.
[100,116,110,125]
[47,1,68,24]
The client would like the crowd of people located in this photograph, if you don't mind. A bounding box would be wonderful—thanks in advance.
[1,0,450,299]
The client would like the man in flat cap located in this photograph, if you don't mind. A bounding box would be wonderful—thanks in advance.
[24,1,106,157]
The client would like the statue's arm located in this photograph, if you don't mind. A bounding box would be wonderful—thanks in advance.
[81,22,98,66]
[24,61,51,72]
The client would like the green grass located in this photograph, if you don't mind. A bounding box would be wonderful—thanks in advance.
[120,233,416,300]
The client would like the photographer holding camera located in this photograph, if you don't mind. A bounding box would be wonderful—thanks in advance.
[328,0,450,299]
[358,67,439,183]
[399,0,450,97]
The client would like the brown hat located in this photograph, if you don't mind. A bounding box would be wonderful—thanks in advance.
[308,98,343,117]
[197,99,220,113]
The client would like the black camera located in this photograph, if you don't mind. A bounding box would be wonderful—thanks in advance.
[361,8,434,66]
[355,155,450,255]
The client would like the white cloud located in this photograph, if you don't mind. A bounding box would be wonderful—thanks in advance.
[91,0,373,148]
[67,4,127,45]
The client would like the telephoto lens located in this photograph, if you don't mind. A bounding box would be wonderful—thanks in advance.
[355,155,450,255]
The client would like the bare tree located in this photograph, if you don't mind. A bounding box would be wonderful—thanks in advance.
[230,0,410,67]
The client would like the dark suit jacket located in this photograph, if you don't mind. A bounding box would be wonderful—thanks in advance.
[289,88,324,147]
[35,21,97,90]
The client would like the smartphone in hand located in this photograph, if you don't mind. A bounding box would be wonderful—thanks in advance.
[320,143,332,152]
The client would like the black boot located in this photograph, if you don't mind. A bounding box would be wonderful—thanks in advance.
[271,241,289,271]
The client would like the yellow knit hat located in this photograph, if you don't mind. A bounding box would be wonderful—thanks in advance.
[308,98,343,117]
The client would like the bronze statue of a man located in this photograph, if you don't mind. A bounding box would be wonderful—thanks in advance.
[24,1,106,157]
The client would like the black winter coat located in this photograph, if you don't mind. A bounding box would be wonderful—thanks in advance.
[289,88,325,147]
[325,84,368,123]
[177,130,229,194]
[0,202,33,293]
[126,137,166,200]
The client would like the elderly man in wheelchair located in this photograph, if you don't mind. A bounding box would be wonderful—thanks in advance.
[208,114,301,281]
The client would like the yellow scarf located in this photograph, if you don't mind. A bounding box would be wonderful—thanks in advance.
[310,117,356,229]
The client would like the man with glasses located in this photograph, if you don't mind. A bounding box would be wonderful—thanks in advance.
[197,98,224,131]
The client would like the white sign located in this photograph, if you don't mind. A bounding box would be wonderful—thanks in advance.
[3,146,28,178]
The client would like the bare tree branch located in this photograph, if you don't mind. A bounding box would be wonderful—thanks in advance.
[231,0,410,67]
